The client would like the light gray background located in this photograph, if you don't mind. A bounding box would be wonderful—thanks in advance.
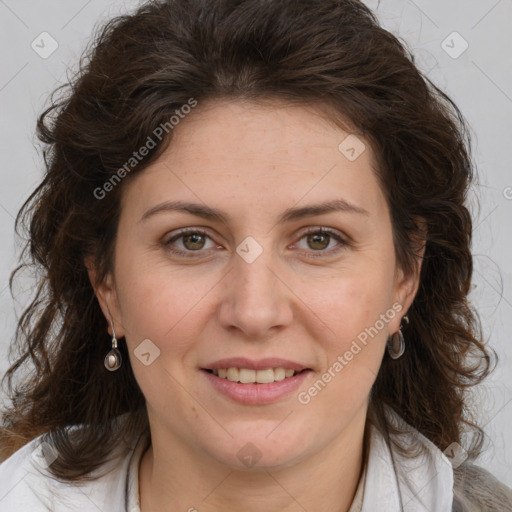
[1,0,511,486]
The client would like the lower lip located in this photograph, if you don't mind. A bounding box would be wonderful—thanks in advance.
[201,369,312,405]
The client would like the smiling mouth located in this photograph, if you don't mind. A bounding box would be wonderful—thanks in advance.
[202,367,311,384]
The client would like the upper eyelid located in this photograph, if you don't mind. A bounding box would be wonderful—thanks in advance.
[164,227,214,243]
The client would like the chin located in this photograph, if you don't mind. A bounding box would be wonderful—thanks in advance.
[206,433,313,472]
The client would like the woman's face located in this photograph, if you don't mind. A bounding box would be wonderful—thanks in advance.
[94,99,420,470]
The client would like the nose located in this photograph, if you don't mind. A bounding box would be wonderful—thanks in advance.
[217,243,294,340]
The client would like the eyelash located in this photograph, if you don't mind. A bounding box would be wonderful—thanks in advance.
[163,227,349,259]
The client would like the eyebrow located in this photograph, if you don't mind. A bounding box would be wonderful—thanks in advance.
[139,198,369,224]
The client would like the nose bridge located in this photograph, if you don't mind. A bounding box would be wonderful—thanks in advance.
[217,236,293,338]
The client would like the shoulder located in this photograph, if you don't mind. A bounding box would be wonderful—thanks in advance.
[0,435,50,509]
[453,462,512,512]
[380,407,512,512]
[0,431,136,512]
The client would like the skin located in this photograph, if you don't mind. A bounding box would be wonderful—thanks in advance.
[89,99,423,512]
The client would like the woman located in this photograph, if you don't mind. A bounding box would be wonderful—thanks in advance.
[0,0,510,510]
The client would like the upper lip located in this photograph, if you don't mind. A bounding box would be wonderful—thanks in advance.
[203,357,311,372]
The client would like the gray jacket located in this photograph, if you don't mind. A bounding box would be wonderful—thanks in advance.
[452,462,512,511]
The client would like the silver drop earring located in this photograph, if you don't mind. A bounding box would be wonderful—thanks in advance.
[104,320,122,371]
[387,315,409,360]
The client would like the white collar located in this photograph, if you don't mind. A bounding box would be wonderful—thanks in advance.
[360,406,454,512]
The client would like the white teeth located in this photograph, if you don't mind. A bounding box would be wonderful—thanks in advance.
[274,368,286,381]
[239,369,256,383]
[211,367,301,383]
[255,369,275,384]
[227,368,239,381]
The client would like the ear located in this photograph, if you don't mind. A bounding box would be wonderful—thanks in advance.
[391,218,427,327]
[84,256,124,338]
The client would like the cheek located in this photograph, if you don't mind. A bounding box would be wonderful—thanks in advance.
[309,266,395,341]
[114,264,210,410]
[300,260,396,392]
[296,277,391,413]
[114,255,219,359]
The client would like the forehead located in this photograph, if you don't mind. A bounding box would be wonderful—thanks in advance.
[120,98,386,223]
[166,98,368,164]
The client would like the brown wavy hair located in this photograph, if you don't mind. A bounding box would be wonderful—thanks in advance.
[1,0,495,481]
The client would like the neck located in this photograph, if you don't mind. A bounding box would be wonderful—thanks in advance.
[138,407,368,512]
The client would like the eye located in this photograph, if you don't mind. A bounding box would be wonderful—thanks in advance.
[162,227,349,259]
[293,227,348,258]
[163,228,218,257]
